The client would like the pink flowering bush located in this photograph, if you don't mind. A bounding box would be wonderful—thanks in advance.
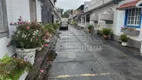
[9,16,60,49]
[10,21,45,49]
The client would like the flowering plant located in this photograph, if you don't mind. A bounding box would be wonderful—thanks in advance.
[42,23,59,41]
[10,21,45,49]
[44,23,56,34]
[120,34,129,42]
[121,26,136,31]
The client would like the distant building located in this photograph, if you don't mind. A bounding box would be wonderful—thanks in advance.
[69,4,84,27]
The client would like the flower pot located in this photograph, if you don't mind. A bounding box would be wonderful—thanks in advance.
[121,42,127,46]
[16,48,36,64]
[45,39,50,43]
[88,29,92,33]
[19,71,28,80]
[103,35,109,40]
[37,47,43,51]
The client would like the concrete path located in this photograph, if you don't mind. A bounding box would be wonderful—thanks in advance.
[48,25,142,80]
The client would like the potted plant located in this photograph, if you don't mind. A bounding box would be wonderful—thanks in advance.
[0,55,31,80]
[88,24,93,33]
[110,31,114,40]
[43,24,55,43]
[121,27,140,36]
[53,23,60,30]
[102,28,111,40]
[120,34,129,46]
[9,22,44,64]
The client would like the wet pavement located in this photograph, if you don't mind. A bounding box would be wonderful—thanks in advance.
[48,25,142,80]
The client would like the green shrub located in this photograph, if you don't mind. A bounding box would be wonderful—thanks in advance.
[88,24,93,30]
[10,22,44,49]
[102,28,111,35]
[120,34,129,42]
[44,23,56,34]
[72,21,77,26]
[52,23,59,30]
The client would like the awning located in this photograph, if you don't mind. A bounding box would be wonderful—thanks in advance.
[117,0,141,10]
[100,9,114,21]
[90,13,98,21]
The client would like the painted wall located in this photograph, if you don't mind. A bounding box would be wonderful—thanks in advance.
[6,0,31,36]
[6,0,42,35]
[6,0,31,23]
[0,37,14,58]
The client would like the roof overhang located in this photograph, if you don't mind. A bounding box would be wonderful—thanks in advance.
[90,13,98,21]
[100,9,114,21]
[136,0,142,8]
[117,0,142,10]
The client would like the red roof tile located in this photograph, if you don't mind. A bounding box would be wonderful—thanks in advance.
[117,0,139,10]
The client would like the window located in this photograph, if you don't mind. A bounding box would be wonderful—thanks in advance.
[0,0,8,37]
[127,8,141,26]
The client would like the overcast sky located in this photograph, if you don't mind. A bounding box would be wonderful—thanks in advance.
[56,0,90,11]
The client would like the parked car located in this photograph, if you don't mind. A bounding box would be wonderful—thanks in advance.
[60,18,68,30]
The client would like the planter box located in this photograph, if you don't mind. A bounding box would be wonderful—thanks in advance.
[16,48,36,64]
[121,28,140,36]
[121,42,128,46]
[19,71,28,80]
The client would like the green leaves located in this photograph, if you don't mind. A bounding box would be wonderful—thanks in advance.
[10,22,59,49]
[0,55,31,80]
[88,24,93,30]
[44,24,56,34]
[120,34,129,42]
[11,22,43,49]
[102,28,112,35]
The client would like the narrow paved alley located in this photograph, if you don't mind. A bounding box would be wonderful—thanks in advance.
[48,25,142,80]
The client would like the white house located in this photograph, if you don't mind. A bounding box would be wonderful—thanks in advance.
[116,0,142,51]
[80,0,142,53]
[0,0,60,58]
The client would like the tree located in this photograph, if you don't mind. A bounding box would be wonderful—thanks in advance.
[60,9,64,14]
[61,10,71,18]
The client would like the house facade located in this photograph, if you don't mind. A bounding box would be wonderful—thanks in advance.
[0,0,60,58]
[80,0,118,36]
[76,0,142,53]
[116,0,142,50]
